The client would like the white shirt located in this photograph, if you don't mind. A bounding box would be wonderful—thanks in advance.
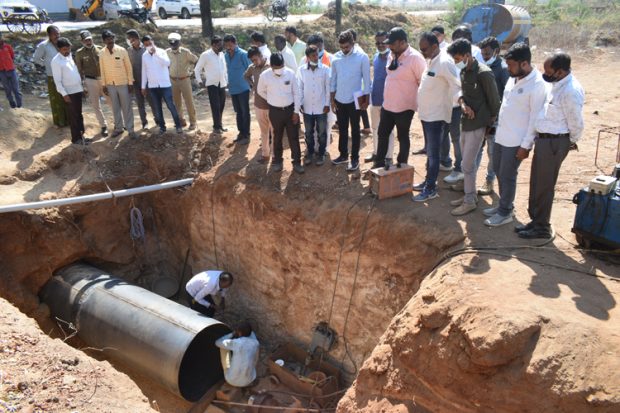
[535,73,585,143]
[495,68,547,149]
[297,62,330,115]
[259,44,271,61]
[257,67,301,113]
[141,46,171,89]
[279,46,298,72]
[472,45,485,64]
[417,52,461,123]
[185,271,228,308]
[215,332,259,387]
[194,48,228,88]
[439,40,449,51]
[51,53,83,97]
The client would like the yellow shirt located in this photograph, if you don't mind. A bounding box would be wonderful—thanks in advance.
[99,44,134,86]
[166,47,198,78]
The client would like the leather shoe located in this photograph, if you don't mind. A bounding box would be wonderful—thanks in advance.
[517,228,552,239]
[514,222,534,233]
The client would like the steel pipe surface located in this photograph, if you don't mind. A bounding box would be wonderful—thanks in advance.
[40,263,230,402]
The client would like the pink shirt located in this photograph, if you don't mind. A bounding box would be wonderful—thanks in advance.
[382,46,426,113]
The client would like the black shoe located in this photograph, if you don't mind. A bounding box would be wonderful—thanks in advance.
[331,155,348,165]
[303,154,313,166]
[412,148,427,155]
[236,137,249,145]
[111,129,123,138]
[346,159,359,172]
[272,162,283,172]
[293,163,305,174]
[219,127,228,132]
[142,122,148,130]
[101,126,109,137]
[518,228,552,239]
[514,222,535,233]
[364,153,375,163]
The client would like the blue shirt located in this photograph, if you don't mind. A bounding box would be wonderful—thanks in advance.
[330,49,371,104]
[225,46,251,95]
[371,51,390,107]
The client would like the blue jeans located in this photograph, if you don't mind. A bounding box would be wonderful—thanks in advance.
[475,134,496,182]
[231,90,251,138]
[149,86,181,131]
[0,69,22,108]
[304,113,327,156]
[421,120,446,192]
[440,107,462,172]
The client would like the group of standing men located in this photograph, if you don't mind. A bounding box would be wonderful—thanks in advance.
[33,25,201,145]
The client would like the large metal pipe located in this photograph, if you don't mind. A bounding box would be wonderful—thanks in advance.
[40,263,231,402]
[462,3,532,45]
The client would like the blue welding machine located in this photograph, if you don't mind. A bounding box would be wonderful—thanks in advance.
[571,166,620,249]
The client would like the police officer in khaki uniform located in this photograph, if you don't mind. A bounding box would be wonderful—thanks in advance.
[166,33,198,130]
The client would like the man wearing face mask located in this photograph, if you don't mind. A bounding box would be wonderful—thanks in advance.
[126,29,159,130]
[195,36,228,134]
[51,38,90,145]
[258,53,303,174]
[365,31,394,165]
[244,47,271,163]
[444,39,500,214]
[519,52,584,239]
[166,33,198,130]
[75,30,108,137]
[374,28,426,172]
[330,30,371,172]
[412,32,461,204]
[306,33,335,151]
[484,43,547,227]
[475,36,510,196]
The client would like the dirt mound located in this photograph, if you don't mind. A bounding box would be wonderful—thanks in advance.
[338,254,620,412]
[0,297,156,413]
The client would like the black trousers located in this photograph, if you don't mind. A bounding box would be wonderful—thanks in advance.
[189,293,216,317]
[269,104,301,164]
[528,136,571,230]
[207,84,226,130]
[336,100,361,161]
[65,92,85,143]
[376,108,415,166]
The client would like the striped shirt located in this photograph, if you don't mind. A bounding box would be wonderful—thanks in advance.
[99,44,134,86]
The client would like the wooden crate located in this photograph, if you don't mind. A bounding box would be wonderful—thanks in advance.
[370,164,414,200]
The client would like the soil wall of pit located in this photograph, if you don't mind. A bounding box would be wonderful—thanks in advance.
[0,172,464,373]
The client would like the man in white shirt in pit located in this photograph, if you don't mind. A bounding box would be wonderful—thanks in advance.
[195,36,228,134]
[215,321,259,387]
[141,35,182,135]
[274,34,297,73]
[51,37,90,145]
[258,53,303,174]
[297,45,330,166]
[518,52,584,239]
[185,270,233,317]
[484,43,547,227]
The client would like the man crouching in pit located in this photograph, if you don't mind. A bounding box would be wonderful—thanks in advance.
[216,321,260,387]
[185,270,233,317]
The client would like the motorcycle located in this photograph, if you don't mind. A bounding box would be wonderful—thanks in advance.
[266,0,288,22]
[118,7,157,26]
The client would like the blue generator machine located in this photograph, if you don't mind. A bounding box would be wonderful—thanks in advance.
[461,0,532,46]
[572,167,620,249]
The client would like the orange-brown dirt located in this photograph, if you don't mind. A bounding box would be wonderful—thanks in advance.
[0,38,619,413]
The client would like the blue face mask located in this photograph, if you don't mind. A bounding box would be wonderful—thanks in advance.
[455,60,467,70]
[318,50,324,58]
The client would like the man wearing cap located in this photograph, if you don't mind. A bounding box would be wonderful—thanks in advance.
[0,33,22,109]
[374,28,426,171]
[186,270,233,317]
[51,38,90,145]
[224,34,252,144]
[99,29,136,139]
[127,29,159,130]
[141,35,183,135]
[33,25,68,127]
[166,33,198,130]
[75,30,108,137]
[195,36,228,134]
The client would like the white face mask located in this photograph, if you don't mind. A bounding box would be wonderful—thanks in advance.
[485,56,496,66]
[378,48,389,55]
[273,68,283,76]
[309,61,318,67]
[455,60,467,70]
